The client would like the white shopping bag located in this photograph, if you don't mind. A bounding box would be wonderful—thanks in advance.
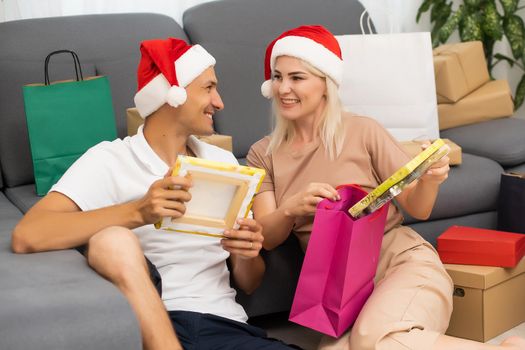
[336,30,439,141]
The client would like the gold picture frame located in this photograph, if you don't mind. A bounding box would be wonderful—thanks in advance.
[156,156,265,238]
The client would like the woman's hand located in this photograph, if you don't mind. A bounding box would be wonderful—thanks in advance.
[282,182,340,218]
[419,143,450,185]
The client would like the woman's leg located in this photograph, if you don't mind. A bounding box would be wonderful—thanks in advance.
[320,226,525,350]
[87,226,182,350]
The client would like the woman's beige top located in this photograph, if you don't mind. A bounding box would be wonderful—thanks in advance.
[247,114,411,251]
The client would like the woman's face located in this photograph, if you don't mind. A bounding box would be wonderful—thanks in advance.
[271,56,327,123]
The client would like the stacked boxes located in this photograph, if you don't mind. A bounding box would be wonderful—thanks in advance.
[433,41,514,130]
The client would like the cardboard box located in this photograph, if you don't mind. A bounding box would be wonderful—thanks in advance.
[126,107,144,137]
[438,80,514,130]
[126,107,233,152]
[433,41,490,103]
[445,257,525,342]
[438,226,525,267]
[400,139,462,166]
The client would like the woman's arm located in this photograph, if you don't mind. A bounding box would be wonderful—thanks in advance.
[253,183,339,250]
[395,152,450,220]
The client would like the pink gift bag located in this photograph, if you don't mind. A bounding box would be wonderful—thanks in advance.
[289,184,389,337]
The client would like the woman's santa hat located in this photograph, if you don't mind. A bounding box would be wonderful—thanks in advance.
[261,25,343,98]
[134,37,216,118]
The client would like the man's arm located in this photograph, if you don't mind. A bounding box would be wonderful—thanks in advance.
[222,218,265,295]
[12,176,192,253]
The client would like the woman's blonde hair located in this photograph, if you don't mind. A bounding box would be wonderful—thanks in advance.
[266,60,345,160]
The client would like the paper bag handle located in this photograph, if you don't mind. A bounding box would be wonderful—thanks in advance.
[359,9,374,35]
[44,50,84,85]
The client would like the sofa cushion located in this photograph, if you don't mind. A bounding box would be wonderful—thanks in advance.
[0,13,186,189]
[183,0,368,158]
[4,185,40,214]
[403,153,503,224]
[440,118,525,167]
[0,243,141,350]
[408,211,497,247]
[0,193,22,235]
[0,61,95,188]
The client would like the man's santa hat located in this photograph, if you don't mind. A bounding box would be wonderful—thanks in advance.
[260,25,343,98]
[134,38,216,118]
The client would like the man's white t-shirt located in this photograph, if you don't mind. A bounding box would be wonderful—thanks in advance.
[51,126,248,323]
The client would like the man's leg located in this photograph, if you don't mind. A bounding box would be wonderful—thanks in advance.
[87,226,182,350]
[168,310,302,350]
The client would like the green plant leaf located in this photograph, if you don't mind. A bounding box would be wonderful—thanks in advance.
[465,0,482,8]
[499,0,518,15]
[460,12,484,41]
[431,0,451,23]
[482,2,504,40]
[430,2,452,45]
[438,5,464,43]
[494,53,516,66]
[514,73,525,110]
[417,0,434,22]
[503,14,525,59]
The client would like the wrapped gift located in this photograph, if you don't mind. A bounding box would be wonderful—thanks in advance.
[445,257,525,342]
[438,80,514,130]
[437,225,525,267]
[126,107,233,151]
[400,138,462,165]
[433,41,490,103]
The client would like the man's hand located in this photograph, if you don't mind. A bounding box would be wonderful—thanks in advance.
[283,182,340,218]
[135,174,192,225]
[221,218,264,259]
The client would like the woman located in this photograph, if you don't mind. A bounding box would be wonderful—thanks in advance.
[247,25,525,350]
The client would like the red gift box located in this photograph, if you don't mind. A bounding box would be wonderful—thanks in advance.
[437,226,525,267]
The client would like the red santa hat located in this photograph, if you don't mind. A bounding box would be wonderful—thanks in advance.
[134,37,216,118]
[261,25,343,98]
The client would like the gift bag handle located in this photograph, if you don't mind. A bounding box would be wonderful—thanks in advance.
[359,9,374,35]
[359,8,394,34]
[44,50,84,86]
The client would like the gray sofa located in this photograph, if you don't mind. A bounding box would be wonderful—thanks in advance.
[1,0,525,349]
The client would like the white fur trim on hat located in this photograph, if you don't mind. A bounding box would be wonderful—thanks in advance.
[134,74,171,118]
[261,79,272,98]
[271,36,343,85]
[175,44,216,87]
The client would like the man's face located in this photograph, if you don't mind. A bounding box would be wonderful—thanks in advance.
[177,67,224,136]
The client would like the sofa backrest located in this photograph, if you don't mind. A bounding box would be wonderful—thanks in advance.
[183,0,368,159]
[0,13,186,188]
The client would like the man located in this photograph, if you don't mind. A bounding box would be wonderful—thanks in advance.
[12,38,296,350]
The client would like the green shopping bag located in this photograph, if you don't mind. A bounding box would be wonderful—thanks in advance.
[23,50,117,195]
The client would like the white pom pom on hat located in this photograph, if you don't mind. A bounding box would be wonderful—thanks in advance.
[134,38,216,118]
[166,85,187,108]
[261,25,343,99]
[261,79,272,98]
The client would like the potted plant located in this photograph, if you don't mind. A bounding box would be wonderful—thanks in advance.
[417,0,525,109]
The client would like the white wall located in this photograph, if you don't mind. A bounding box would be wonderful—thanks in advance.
[0,0,218,26]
